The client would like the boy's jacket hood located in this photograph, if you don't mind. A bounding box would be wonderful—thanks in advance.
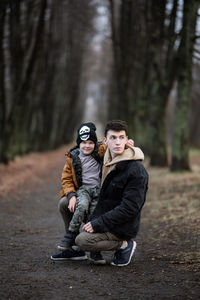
[104,146,144,167]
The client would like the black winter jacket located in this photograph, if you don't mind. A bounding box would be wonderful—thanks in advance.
[90,160,148,240]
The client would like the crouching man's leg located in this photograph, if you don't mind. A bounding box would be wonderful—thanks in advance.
[76,231,122,252]
[75,231,121,265]
[75,232,137,267]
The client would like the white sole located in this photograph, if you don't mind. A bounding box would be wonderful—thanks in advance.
[111,241,137,267]
[89,259,107,265]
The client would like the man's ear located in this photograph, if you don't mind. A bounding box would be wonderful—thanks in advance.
[103,137,107,145]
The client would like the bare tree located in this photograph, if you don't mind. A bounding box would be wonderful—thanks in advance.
[171,0,200,171]
[0,0,7,162]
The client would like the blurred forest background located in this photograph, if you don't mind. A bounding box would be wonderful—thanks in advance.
[0,0,200,171]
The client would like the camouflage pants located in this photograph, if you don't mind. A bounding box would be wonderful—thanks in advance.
[58,185,100,233]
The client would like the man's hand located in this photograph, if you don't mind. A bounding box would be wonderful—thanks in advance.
[82,222,94,233]
[68,196,77,212]
[126,139,134,147]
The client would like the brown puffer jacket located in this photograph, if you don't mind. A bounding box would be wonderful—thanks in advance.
[59,143,106,199]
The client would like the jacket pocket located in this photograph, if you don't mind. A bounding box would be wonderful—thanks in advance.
[109,182,124,199]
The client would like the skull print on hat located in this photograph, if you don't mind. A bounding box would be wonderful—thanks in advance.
[79,126,90,141]
[76,122,98,146]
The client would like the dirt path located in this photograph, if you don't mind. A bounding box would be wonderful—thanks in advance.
[0,147,199,300]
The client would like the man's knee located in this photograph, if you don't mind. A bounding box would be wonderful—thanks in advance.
[75,232,91,249]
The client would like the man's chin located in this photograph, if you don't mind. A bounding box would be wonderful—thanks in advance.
[113,150,123,156]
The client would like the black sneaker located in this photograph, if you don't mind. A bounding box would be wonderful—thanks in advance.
[89,252,106,265]
[51,248,87,261]
[111,240,137,267]
[57,230,78,251]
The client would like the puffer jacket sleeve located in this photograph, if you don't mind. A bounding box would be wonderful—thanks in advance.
[91,165,148,233]
[98,143,107,157]
[61,157,77,197]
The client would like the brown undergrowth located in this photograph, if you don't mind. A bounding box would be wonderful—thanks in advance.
[0,145,70,197]
[142,150,200,267]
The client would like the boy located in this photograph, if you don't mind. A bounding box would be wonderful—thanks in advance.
[51,122,105,261]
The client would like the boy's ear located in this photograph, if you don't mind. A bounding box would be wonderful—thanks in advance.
[103,137,107,145]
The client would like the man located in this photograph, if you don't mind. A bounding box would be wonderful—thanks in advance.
[75,120,148,267]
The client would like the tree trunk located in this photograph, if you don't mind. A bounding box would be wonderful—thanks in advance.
[109,0,149,144]
[171,0,199,171]
[145,0,168,166]
[5,0,47,159]
[0,1,7,162]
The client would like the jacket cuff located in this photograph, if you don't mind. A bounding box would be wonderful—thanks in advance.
[91,218,109,233]
[67,192,77,201]
[91,219,100,232]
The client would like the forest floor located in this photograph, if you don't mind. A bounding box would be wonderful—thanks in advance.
[0,145,199,300]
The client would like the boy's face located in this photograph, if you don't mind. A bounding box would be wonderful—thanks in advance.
[79,140,95,155]
[104,130,128,159]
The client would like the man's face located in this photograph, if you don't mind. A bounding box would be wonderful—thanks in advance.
[104,130,128,159]
[79,140,95,155]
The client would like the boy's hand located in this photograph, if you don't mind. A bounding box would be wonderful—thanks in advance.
[68,196,77,212]
[82,222,94,233]
[126,139,134,147]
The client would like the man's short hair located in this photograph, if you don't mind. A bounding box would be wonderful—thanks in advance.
[104,120,128,136]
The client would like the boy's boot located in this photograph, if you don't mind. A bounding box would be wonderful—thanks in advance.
[57,230,78,251]
[89,252,106,265]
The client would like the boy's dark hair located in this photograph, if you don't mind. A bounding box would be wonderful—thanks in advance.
[104,120,128,136]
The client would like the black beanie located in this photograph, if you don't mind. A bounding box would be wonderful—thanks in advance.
[76,122,97,146]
